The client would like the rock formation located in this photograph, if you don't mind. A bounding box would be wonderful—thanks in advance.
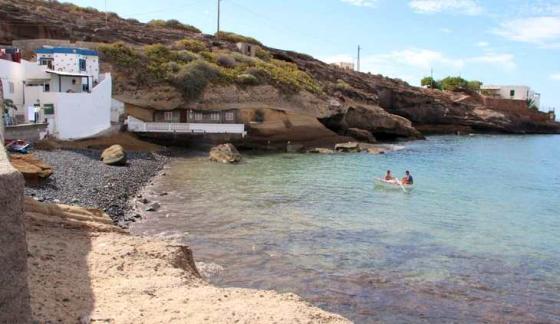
[9,153,53,183]
[101,145,127,166]
[209,143,242,163]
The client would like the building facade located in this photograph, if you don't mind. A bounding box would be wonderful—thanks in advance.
[0,46,111,140]
[480,85,541,108]
[331,62,355,71]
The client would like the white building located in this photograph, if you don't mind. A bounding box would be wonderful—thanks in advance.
[0,47,111,140]
[331,62,355,71]
[480,85,541,108]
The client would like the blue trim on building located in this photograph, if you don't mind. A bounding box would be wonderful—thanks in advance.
[34,47,98,56]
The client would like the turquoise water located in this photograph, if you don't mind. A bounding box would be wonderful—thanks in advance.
[132,135,560,323]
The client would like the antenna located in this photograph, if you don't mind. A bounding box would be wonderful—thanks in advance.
[357,45,361,72]
[217,0,222,38]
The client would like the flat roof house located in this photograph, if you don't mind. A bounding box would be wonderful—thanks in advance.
[0,46,111,140]
[480,85,541,108]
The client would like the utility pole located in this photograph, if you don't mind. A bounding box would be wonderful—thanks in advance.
[217,0,222,38]
[357,45,361,72]
[430,67,434,88]
[104,0,108,28]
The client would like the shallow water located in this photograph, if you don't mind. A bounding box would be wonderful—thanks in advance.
[132,135,560,323]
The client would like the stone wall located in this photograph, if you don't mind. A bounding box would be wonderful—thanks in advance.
[482,97,529,114]
[5,123,48,142]
[0,147,31,322]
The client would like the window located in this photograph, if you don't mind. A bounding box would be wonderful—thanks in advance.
[194,112,203,121]
[210,112,220,121]
[44,84,50,92]
[225,112,235,121]
[79,59,87,71]
[43,104,55,115]
[510,89,515,97]
[8,82,14,94]
[164,111,174,121]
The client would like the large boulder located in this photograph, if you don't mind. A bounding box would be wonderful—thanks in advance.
[346,128,376,143]
[9,154,53,184]
[335,142,361,153]
[342,105,424,139]
[101,145,127,166]
[209,143,242,163]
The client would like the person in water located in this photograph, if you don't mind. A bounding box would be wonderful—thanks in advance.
[401,170,413,185]
[384,170,395,181]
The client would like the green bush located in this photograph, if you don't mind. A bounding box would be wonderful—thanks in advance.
[174,38,207,52]
[97,42,142,70]
[175,50,199,63]
[216,31,262,46]
[236,73,259,86]
[255,60,322,94]
[169,60,222,101]
[217,54,237,68]
[255,47,273,61]
[334,79,351,90]
[148,19,201,33]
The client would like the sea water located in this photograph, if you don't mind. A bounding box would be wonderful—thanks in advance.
[132,135,560,323]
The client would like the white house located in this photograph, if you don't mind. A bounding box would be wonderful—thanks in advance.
[331,62,355,71]
[480,85,541,108]
[0,46,111,140]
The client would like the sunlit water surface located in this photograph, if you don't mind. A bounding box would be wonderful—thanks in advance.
[132,135,560,323]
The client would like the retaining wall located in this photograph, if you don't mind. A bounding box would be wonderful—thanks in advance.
[5,123,47,142]
[0,147,31,323]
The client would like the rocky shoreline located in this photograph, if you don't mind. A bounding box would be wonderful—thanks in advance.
[24,149,167,226]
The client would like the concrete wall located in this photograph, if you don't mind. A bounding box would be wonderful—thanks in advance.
[0,147,31,323]
[43,73,111,139]
[5,123,48,142]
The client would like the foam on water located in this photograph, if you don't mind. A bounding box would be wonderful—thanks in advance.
[132,135,560,323]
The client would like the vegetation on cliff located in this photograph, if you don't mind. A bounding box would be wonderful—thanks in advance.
[98,40,323,101]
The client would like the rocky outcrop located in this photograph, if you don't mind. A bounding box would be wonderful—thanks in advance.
[9,153,53,183]
[101,145,127,166]
[345,128,376,143]
[335,142,361,153]
[209,143,242,163]
[0,147,32,323]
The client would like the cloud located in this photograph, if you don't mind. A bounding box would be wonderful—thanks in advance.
[341,0,377,7]
[467,53,516,71]
[322,48,516,85]
[476,41,489,48]
[409,0,482,15]
[551,73,560,80]
[494,16,560,46]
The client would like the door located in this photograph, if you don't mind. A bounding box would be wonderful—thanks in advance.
[180,111,187,123]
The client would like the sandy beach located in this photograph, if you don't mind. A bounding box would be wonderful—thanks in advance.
[25,197,350,323]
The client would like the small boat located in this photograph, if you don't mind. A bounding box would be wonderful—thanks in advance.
[5,139,31,154]
[374,178,414,191]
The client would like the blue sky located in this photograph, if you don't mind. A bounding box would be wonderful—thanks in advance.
[67,0,560,110]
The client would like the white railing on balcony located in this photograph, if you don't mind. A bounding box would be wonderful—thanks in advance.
[127,116,246,137]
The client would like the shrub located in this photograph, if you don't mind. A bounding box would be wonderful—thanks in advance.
[231,52,258,65]
[175,50,198,63]
[97,42,142,70]
[165,61,181,74]
[217,55,237,68]
[255,60,322,94]
[148,19,201,33]
[334,79,351,90]
[215,31,262,46]
[169,60,222,101]
[255,47,273,61]
[440,76,468,91]
[126,18,140,24]
[245,67,271,83]
[236,73,259,86]
[174,38,207,52]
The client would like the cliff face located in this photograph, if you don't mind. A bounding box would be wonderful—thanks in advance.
[2,0,558,144]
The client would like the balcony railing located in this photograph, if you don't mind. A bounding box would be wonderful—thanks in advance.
[127,116,246,137]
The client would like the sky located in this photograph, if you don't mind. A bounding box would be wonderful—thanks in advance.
[65,0,560,110]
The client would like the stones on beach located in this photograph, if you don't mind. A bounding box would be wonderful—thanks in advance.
[101,145,127,166]
[306,148,335,154]
[9,154,54,184]
[145,202,160,212]
[209,144,242,164]
[334,142,361,153]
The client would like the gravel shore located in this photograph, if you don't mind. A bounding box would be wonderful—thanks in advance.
[24,149,167,225]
